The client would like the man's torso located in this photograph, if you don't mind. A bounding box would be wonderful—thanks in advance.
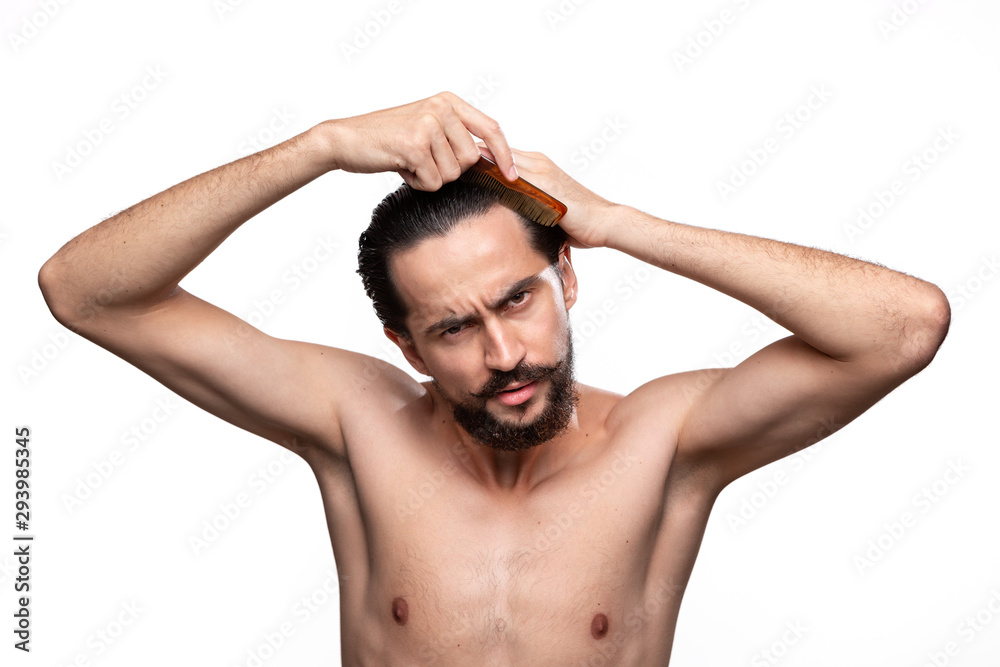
[304,362,719,666]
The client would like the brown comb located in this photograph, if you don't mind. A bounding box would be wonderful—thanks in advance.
[458,155,567,227]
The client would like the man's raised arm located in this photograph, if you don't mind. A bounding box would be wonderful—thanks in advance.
[38,91,516,455]
[501,148,951,490]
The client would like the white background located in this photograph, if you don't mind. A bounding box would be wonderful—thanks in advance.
[4,0,999,665]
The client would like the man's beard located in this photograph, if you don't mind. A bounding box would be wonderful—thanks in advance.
[434,335,579,453]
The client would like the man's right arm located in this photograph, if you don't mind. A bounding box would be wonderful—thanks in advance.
[37,91,516,457]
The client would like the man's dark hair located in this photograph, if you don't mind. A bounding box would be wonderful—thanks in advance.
[357,180,567,337]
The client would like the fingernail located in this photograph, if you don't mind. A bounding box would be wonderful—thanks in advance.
[508,163,518,180]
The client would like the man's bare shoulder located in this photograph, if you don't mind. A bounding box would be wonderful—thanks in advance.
[312,345,426,401]
[597,370,730,493]
[601,369,721,436]
[288,343,429,458]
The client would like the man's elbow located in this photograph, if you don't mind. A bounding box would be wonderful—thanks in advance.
[38,259,64,317]
[897,283,951,374]
[38,258,84,330]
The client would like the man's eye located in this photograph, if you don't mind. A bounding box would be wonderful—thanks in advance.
[443,324,466,337]
[509,292,527,305]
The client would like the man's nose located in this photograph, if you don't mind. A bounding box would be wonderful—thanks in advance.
[482,319,525,372]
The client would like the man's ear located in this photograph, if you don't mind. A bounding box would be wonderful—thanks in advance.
[557,242,578,310]
[384,327,429,376]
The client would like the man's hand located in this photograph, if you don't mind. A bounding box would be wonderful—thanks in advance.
[323,91,517,191]
[477,146,615,249]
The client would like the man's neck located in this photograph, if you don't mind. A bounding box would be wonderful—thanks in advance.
[426,382,586,492]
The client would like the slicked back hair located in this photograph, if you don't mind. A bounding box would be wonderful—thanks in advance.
[357,180,567,338]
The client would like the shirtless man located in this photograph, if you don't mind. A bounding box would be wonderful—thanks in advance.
[39,92,950,665]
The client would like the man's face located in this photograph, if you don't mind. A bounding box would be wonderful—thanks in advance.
[389,206,579,451]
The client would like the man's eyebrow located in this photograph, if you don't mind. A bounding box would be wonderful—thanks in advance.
[423,273,545,336]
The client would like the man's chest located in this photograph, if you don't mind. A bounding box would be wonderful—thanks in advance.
[342,438,687,656]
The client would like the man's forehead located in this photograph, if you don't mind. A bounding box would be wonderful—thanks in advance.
[389,208,553,328]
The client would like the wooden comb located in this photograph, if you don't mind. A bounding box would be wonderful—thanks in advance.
[458,155,567,227]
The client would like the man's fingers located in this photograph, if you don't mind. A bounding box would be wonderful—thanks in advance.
[451,100,517,181]
[484,145,551,171]
[476,143,539,178]
[397,168,419,189]
[441,115,483,176]
[414,115,482,190]
[506,148,548,169]
[475,142,497,164]
[424,123,463,190]
[479,145,553,184]
[403,149,444,191]
[388,92,519,189]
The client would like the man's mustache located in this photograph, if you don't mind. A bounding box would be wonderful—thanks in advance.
[470,360,564,399]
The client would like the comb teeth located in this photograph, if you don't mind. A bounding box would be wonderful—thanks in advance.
[458,156,566,227]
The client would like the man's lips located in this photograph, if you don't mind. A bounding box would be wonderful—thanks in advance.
[502,381,530,392]
[494,380,538,407]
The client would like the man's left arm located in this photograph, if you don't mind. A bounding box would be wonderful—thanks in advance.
[603,205,949,486]
[504,149,951,489]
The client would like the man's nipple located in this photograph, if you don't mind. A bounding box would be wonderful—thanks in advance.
[591,612,609,639]
[392,597,409,626]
